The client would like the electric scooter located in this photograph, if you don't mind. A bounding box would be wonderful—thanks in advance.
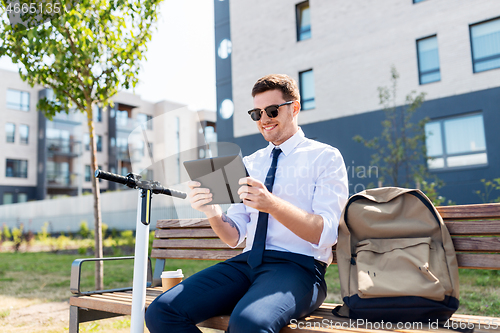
[95,169,187,333]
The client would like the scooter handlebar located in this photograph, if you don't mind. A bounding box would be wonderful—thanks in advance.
[95,169,129,186]
[95,169,187,199]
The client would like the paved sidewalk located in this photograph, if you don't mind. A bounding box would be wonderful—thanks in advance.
[0,295,221,332]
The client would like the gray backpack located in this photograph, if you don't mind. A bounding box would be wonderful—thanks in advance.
[333,187,460,322]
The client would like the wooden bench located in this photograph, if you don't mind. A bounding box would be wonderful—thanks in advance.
[69,203,500,332]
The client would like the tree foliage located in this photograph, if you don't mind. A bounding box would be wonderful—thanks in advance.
[0,0,161,288]
[475,178,500,203]
[1,0,160,115]
[354,66,446,205]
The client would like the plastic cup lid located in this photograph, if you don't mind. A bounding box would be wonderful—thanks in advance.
[161,269,184,278]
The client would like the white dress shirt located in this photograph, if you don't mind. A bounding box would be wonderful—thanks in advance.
[226,128,349,265]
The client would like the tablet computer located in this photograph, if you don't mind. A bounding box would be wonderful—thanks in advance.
[183,154,249,205]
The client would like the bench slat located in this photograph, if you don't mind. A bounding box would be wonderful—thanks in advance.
[156,219,209,229]
[155,228,218,239]
[151,248,241,261]
[452,237,500,252]
[456,253,500,269]
[437,203,500,219]
[153,238,246,250]
[154,221,500,239]
[446,220,500,236]
[70,296,133,315]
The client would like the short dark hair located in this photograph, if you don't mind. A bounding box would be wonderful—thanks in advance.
[252,74,300,102]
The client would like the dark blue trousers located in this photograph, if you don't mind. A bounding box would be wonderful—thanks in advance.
[145,250,327,333]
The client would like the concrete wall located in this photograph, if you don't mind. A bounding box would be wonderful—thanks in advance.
[0,189,212,233]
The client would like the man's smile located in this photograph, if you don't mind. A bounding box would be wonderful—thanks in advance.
[262,124,278,131]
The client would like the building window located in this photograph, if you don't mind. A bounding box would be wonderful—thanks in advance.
[18,193,28,203]
[85,165,102,182]
[6,123,15,143]
[19,125,29,145]
[6,89,30,111]
[425,113,488,170]
[3,193,13,205]
[84,134,102,152]
[47,128,71,153]
[137,113,153,130]
[117,137,129,160]
[93,105,102,122]
[413,0,426,3]
[296,1,311,41]
[147,142,154,158]
[47,161,70,186]
[6,159,28,178]
[204,125,217,144]
[417,36,441,84]
[85,165,91,182]
[84,134,89,151]
[299,69,315,110]
[133,140,144,159]
[97,135,102,152]
[470,17,500,73]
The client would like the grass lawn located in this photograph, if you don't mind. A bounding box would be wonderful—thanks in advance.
[0,252,499,317]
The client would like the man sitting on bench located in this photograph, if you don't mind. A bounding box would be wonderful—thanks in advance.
[146,74,349,333]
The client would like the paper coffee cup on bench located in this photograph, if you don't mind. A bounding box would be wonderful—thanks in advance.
[161,269,184,292]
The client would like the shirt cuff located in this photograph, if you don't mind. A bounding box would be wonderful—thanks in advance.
[310,214,338,250]
[224,214,247,249]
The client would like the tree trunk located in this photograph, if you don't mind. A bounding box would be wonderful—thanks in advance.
[86,104,104,291]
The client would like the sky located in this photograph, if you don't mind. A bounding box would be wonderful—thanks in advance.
[0,0,217,112]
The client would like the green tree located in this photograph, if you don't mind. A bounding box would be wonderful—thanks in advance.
[0,0,161,289]
[475,178,500,203]
[354,66,444,204]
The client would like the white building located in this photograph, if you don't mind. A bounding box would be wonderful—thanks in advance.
[0,68,216,205]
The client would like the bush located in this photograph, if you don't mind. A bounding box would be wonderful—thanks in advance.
[55,233,70,251]
[12,224,24,252]
[78,221,90,239]
[2,224,11,242]
[37,222,50,243]
[120,230,135,247]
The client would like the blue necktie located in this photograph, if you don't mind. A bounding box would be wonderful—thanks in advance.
[247,148,282,268]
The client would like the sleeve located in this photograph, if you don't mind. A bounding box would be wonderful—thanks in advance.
[225,203,249,248]
[310,148,349,250]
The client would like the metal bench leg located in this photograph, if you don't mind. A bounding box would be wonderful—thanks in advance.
[69,306,80,333]
[70,305,124,332]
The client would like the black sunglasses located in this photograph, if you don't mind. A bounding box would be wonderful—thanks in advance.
[247,101,293,121]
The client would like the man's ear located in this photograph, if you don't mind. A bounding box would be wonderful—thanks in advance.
[292,100,301,116]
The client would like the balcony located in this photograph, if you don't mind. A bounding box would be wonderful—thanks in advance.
[47,172,78,188]
[47,139,81,156]
[116,117,138,132]
[117,147,131,161]
[52,111,83,124]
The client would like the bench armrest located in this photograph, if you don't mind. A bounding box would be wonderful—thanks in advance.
[70,256,152,295]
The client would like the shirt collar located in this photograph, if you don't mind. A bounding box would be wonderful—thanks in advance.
[265,127,306,157]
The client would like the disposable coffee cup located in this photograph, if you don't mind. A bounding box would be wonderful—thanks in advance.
[161,269,184,292]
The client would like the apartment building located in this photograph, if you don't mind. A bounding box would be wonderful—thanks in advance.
[0,68,216,205]
[214,0,500,204]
